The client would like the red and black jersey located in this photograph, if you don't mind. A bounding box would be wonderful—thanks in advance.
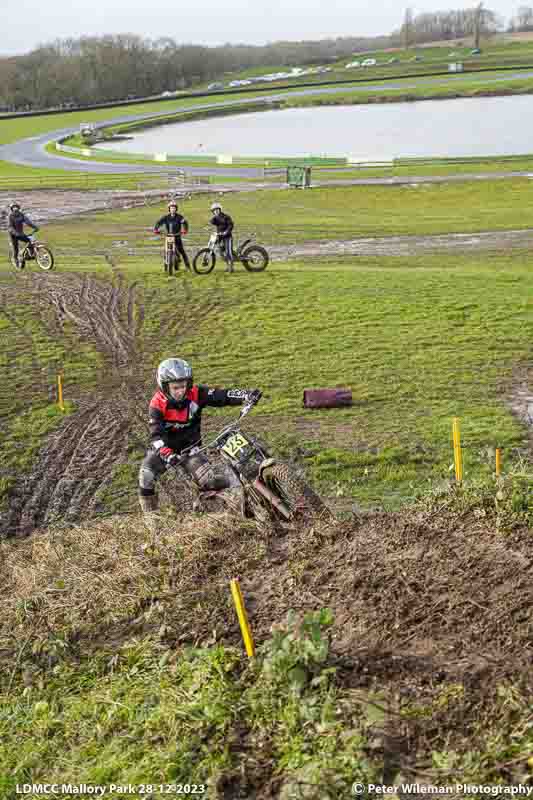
[148,383,249,453]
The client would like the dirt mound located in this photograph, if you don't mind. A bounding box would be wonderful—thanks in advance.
[1,489,531,784]
[2,498,530,681]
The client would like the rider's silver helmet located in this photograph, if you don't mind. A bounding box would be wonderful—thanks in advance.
[210,202,222,212]
[156,358,193,398]
[9,201,21,211]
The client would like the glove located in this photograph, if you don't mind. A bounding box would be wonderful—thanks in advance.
[247,389,262,404]
[153,229,160,235]
[160,447,179,466]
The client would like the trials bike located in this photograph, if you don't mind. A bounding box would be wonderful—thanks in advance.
[162,235,183,276]
[193,232,269,275]
[170,399,328,523]
[9,235,54,271]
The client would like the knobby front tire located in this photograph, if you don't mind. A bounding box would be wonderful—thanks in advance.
[241,245,269,272]
[193,249,216,275]
[35,245,54,271]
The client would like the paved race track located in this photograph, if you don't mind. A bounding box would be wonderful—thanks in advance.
[3,70,533,175]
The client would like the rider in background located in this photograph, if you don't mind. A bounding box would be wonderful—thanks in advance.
[7,202,39,268]
[138,357,262,514]
[210,202,235,273]
[154,201,191,271]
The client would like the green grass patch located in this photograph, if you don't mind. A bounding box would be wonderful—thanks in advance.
[11,179,533,507]
[0,291,103,505]
[38,177,533,246]
[2,179,533,509]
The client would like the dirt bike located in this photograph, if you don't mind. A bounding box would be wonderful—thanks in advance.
[162,234,182,277]
[170,399,328,523]
[192,232,269,275]
[9,235,54,271]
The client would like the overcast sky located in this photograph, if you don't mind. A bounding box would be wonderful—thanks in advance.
[3,1,517,57]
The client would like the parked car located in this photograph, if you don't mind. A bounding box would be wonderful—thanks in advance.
[207,82,224,90]
[345,61,360,69]
[387,57,399,64]
[361,58,377,67]
[470,48,481,55]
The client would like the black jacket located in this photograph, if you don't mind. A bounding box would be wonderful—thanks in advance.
[210,212,233,238]
[8,211,38,236]
[154,213,188,236]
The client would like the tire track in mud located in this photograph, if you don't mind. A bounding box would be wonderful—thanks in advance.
[0,272,147,537]
[269,227,533,259]
[0,268,229,538]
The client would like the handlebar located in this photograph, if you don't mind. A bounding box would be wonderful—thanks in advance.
[169,398,258,467]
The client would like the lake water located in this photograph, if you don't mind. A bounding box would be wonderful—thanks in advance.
[97,94,533,160]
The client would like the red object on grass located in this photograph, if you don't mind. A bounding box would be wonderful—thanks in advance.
[303,388,353,409]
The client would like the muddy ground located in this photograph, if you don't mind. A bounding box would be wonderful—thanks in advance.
[1,502,531,792]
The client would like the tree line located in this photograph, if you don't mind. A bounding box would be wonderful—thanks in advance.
[0,5,526,112]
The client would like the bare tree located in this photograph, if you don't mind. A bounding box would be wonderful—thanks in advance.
[402,8,414,49]
[474,2,484,47]
[509,5,533,31]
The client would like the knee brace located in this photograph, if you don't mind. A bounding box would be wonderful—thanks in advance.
[138,451,166,496]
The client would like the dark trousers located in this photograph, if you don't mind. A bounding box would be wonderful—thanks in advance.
[219,235,234,265]
[9,233,31,261]
[174,236,190,269]
[138,448,238,496]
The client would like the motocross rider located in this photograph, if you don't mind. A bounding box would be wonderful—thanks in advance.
[7,201,39,268]
[154,201,191,271]
[209,202,235,273]
[138,357,262,513]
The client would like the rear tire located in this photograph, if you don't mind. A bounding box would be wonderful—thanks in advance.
[193,249,216,275]
[241,245,269,272]
[34,245,54,271]
[263,462,329,520]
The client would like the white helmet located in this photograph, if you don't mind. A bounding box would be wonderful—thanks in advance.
[211,202,222,212]
[156,358,193,400]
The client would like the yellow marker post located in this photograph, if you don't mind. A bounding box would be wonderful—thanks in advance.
[57,374,65,412]
[230,579,255,657]
[452,417,463,483]
[495,448,502,477]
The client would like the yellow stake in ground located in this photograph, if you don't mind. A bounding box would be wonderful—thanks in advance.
[230,578,255,657]
[453,417,463,483]
[495,447,502,477]
[58,374,65,411]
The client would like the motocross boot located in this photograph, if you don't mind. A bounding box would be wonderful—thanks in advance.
[139,494,159,537]
[139,495,158,513]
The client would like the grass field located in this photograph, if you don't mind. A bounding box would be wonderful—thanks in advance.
[2,179,532,509]
[35,178,533,244]
[1,128,532,794]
